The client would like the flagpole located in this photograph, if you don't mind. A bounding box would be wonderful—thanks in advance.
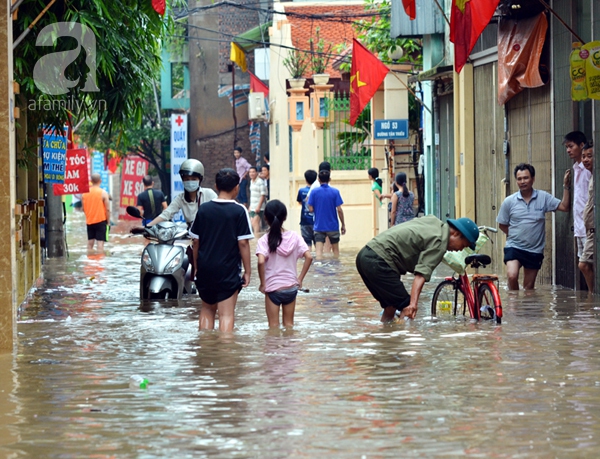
[387,70,432,114]
[232,67,238,147]
[535,0,585,44]
[432,0,450,27]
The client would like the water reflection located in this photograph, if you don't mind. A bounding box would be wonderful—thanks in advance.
[4,215,600,457]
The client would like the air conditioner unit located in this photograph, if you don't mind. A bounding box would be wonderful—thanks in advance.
[248,92,266,120]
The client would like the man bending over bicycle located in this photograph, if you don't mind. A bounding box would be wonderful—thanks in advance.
[356,216,480,322]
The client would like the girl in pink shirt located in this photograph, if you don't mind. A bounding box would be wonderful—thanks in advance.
[256,200,313,328]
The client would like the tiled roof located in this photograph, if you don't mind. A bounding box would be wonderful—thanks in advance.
[283,4,366,78]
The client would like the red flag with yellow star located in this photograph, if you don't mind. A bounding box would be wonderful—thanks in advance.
[450,0,499,73]
[349,39,390,126]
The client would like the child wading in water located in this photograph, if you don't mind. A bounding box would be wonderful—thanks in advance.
[256,200,313,328]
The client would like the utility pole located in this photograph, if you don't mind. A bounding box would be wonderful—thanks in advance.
[45,184,65,258]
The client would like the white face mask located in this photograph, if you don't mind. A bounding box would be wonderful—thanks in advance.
[183,180,200,192]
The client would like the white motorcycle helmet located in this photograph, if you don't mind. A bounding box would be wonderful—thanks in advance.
[179,158,204,184]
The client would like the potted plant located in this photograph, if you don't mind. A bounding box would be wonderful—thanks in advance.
[309,28,332,84]
[283,48,309,88]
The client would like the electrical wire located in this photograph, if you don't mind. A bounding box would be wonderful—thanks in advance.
[178,1,386,23]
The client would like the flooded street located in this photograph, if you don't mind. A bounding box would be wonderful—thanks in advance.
[2,213,600,458]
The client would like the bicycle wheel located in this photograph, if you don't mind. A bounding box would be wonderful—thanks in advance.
[477,284,502,324]
[431,280,466,319]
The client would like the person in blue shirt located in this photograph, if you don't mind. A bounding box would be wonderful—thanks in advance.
[497,163,571,290]
[308,169,346,259]
[296,169,317,249]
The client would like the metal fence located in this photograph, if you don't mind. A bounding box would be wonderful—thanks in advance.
[323,93,371,171]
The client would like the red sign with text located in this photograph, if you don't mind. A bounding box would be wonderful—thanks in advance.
[52,149,90,196]
[119,156,148,220]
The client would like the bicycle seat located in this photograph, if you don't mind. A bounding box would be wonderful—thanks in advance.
[464,254,491,267]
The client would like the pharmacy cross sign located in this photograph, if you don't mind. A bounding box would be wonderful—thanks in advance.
[175,115,184,126]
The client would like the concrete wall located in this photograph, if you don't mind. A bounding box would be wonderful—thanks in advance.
[0,1,16,350]
[194,125,254,190]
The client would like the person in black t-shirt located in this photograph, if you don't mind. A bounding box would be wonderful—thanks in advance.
[189,168,254,332]
[136,175,167,226]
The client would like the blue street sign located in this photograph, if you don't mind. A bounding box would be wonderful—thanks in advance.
[373,119,409,140]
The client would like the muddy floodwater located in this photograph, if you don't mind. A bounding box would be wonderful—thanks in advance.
[2,213,600,458]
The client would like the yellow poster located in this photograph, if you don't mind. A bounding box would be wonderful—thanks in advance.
[581,41,600,100]
[570,42,587,101]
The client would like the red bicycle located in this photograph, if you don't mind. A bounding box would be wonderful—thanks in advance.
[431,226,503,324]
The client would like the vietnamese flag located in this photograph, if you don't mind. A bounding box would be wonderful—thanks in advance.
[402,0,416,20]
[349,39,390,126]
[450,0,499,73]
[249,71,269,97]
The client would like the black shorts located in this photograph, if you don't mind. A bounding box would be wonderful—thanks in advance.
[504,246,544,270]
[196,283,242,304]
[196,279,243,305]
[267,287,298,306]
[315,230,340,244]
[87,221,108,241]
[355,246,410,311]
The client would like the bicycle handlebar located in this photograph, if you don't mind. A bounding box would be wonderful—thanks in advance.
[478,225,498,233]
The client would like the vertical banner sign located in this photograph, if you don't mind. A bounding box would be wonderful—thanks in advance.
[91,150,104,174]
[119,156,149,220]
[42,126,68,184]
[171,114,188,222]
[52,149,90,195]
[91,151,110,193]
[581,40,600,100]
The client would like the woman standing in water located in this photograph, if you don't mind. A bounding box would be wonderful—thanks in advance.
[390,172,415,226]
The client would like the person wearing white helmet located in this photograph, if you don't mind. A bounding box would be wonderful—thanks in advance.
[147,158,217,226]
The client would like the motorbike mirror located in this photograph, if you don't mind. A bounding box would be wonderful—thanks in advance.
[126,206,142,219]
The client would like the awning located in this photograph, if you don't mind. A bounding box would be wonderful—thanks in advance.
[233,22,271,53]
[417,65,453,82]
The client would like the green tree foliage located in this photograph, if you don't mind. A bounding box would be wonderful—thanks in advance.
[14,0,170,155]
[77,83,172,198]
[354,0,421,66]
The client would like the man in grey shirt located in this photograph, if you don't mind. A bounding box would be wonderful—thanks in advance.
[496,163,571,290]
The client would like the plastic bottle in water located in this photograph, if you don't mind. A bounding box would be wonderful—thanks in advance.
[129,375,149,389]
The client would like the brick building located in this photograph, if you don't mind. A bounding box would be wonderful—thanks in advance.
[188,0,270,188]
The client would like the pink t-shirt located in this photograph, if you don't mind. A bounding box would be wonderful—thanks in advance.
[256,230,309,292]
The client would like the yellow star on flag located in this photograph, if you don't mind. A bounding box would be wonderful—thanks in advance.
[350,71,367,94]
[349,39,390,126]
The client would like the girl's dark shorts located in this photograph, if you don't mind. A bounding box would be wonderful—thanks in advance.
[503,247,544,270]
[267,287,298,306]
[355,246,410,311]
[196,278,243,305]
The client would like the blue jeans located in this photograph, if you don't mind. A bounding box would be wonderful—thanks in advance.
[237,178,248,204]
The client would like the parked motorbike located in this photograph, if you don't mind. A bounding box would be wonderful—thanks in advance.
[126,206,196,300]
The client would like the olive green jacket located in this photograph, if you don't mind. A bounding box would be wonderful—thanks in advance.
[366,215,450,282]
